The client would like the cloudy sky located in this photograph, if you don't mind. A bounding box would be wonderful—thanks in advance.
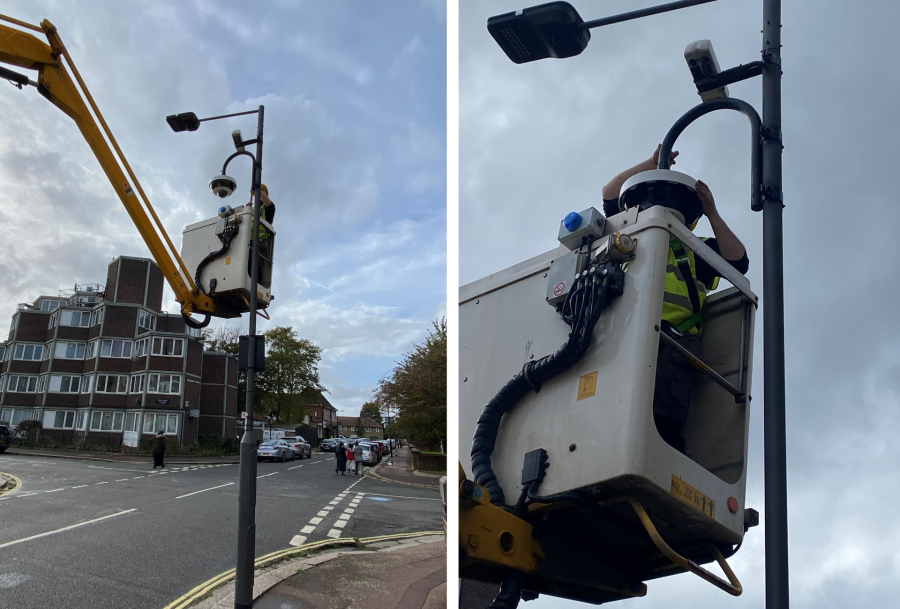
[461,0,900,607]
[0,0,446,417]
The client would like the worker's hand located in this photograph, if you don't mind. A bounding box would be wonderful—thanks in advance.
[696,180,718,218]
[650,143,678,168]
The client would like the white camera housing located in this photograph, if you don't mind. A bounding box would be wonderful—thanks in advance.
[684,40,729,102]
[209,175,237,198]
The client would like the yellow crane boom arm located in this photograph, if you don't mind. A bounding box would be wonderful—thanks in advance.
[0,15,216,321]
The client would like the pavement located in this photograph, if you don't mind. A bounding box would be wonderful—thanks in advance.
[186,535,446,609]
[368,446,444,488]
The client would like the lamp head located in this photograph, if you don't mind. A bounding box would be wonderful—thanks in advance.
[487,2,589,64]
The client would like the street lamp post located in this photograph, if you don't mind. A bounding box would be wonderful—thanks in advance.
[487,1,787,607]
[167,105,266,609]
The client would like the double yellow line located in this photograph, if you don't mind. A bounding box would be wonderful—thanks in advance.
[164,530,443,609]
[0,473,21,496]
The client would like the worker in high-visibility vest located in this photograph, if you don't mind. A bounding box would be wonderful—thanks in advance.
[602,145,748,454]
[248,184,275,281]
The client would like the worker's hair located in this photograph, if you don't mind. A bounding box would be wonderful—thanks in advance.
[260,184,268,193]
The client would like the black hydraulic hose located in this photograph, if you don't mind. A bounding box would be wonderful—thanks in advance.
[195,221,238,295]
[182,311,211,330]
[471,263,623,505]
[488,572,524,609]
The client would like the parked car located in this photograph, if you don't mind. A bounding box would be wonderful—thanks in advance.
[0,424,10,453]
[256,439,295,462]
[288,437,311,459]
[358,442,379,466]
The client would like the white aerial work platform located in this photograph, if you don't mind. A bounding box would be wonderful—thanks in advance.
[459,203,757,601]
[180,204,275,318]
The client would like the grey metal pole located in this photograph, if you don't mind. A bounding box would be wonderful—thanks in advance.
[760,1,788,607]
[234,104,265,609]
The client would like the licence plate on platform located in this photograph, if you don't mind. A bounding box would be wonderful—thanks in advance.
[670,475,715,519]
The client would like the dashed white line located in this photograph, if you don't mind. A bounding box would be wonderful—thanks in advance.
[71,485,87,489]
[257,472,277,479]
[176,482,235,499]
[337,514,350,521]
[44,488,65,493]
[0,509,136,550]
[334,520,348,529]
[317,511,328,517]
[326,529,341,539]
[309,517,323,525]
[300,525,315,534]
[287,465,303,470]
[289,535,307,546]
[96,482,108,485]
[115,479,129,482]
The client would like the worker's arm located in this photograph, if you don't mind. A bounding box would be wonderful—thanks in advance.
[697,181,746,261]
[600,144,679,200]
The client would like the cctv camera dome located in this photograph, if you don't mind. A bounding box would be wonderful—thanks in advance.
[209,175,237,199]
[619,169,703,227]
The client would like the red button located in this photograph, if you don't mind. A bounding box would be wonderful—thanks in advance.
[727,497,739,513]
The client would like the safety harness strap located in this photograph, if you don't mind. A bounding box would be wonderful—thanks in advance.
[669,238,701,314]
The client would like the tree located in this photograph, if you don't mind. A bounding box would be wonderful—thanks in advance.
[359,401,384,425]
[376,319,446,449]
[202,324,241,355]
[255,326,326,425]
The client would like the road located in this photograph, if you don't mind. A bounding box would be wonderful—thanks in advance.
[0,452,442,609]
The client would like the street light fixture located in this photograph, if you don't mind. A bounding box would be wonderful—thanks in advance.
[487,1,787,607]
[167,105,266,609]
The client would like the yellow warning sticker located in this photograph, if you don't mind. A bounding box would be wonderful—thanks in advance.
[225,257,232,265]
[671,475,715,519]
[577,371,598,401]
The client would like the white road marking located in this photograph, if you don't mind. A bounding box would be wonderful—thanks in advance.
[257,472,277,479]
[326,529,341,539]
[96,482,108,485]
[300,525,315,534]
[334,520,348,529]
[337,514,350,521]
[317,511,328,517]
[15,492,38,497]
[176,482,235,499]
[289,535,307,546]
[287,465,303,470]
[362,493,441,501]
[343,508,355,514]
[133,477,144,480]
[309,517,323,525]
[115,479,129,482]
[71,485,88,489]
[87,465,154,474]
[0,509,136,549]
[44,488,65,493]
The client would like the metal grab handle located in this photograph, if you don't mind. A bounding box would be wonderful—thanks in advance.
[627,499,743,596]
[656,326,747,403]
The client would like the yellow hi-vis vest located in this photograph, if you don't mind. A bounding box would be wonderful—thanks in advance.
[662,237,719,335]
[253,202,270,240]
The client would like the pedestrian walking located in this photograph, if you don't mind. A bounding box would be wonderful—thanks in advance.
[335,442,347,475]
[152,431,166,469]
[353,442,363,475]
[346,442,356,475]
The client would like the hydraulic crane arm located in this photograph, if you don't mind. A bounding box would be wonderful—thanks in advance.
[0,15,219,324]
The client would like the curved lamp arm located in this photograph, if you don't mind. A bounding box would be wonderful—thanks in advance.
[658,98,763,212]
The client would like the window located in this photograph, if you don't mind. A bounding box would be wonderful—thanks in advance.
[10,408,37,426]
[142,413,178,435]
[152,337,184,357]
[90,308,104,327]
[7,376,38,393]
[129,374,145,393]
[37,376,46,394]
[124,412,138,432]
[134,338,149,357]
[148,373,181,394]
[89,411,124,432]
[13,344,44,361]
[187,326,201,338]
[49,375,81,393]
[86,340,98,359]
[96,374,128,393]
[76,411,87,430]
[55,342,86,360]
[0,376,4,391]
[46,410,76,429]
[365,427,371,432]
[40,299,63,312]
[101,339,132,358]
[0,347,5,362]
[81,374,93,393]
[48,311,58,329]
[138,310,156,330]
[60,310,90,327]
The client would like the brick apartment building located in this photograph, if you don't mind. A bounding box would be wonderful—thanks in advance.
[336,416,384,439]
[0,256,238,448]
